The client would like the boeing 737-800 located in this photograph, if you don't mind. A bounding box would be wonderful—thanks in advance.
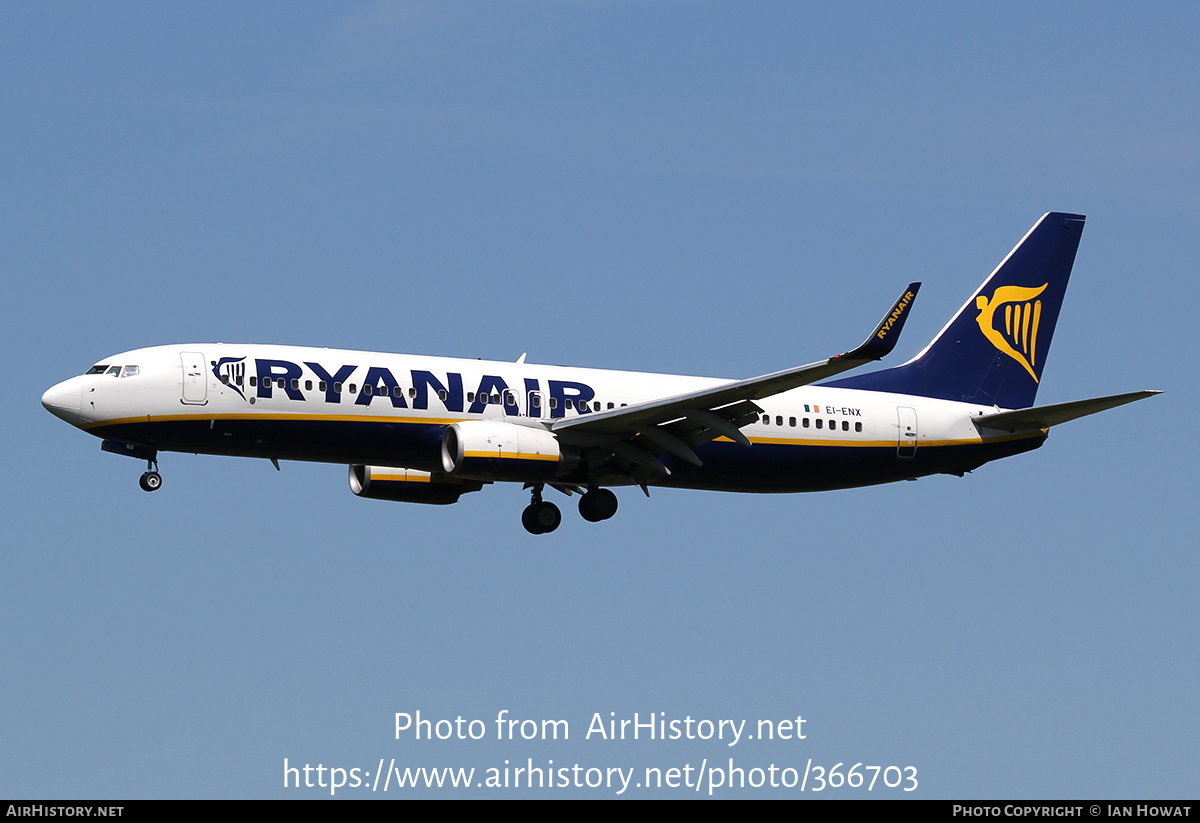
[42,212,1158,533]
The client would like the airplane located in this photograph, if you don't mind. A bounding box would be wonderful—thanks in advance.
[42,212,1159,534]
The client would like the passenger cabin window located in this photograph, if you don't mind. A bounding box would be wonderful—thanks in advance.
[789,417,796,427]
[305,380,313,391]
[319,381,327,392]
[762,414,769,425]
[250,376,257,387]
[855,422,863,433]
[803,418,810,428]
[438,389,448,401]
[815,419,822,429]
[842,421,849,431]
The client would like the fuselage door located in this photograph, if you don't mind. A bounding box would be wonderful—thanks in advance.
[897,405,917,458]
[181,351,208,405]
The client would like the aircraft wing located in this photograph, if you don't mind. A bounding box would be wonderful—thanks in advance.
[973,390,1161,432]
[551,283,920,474]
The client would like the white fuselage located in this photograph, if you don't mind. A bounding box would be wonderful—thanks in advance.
[42,343,1042,495]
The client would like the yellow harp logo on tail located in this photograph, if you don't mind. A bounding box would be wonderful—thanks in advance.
[974,283,1048,382]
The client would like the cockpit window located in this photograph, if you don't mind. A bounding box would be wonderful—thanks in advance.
[105,366,121,377]
[86,365,109,375]
[121,365,139,378]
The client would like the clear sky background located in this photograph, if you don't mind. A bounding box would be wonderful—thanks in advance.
[2,2,1196,799]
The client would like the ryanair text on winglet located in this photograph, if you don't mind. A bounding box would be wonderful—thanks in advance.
[876,290,916,340]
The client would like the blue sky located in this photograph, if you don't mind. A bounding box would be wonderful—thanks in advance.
[2,2,1196,798]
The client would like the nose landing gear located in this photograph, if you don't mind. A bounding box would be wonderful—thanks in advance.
[100,439,162,492]
[139,459,162,492]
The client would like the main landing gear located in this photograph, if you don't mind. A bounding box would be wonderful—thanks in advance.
[522,486,562,535]
[521,485,619,534]
[578,488,618,522]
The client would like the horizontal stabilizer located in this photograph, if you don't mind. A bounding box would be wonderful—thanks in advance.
[973,390,1161,432]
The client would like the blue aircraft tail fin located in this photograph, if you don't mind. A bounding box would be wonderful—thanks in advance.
[823,212,1086,409]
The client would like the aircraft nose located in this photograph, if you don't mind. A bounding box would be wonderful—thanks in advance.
[42,378,83,426]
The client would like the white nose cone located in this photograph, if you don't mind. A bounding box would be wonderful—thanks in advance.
[42,379,83,426]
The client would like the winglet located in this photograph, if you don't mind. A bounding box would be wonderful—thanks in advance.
[838,282,921,361]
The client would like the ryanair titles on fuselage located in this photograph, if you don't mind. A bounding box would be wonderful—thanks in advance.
[212,355,597,418]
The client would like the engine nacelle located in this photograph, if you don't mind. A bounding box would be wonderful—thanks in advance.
[441,420,577,482]
[349,465,482,505]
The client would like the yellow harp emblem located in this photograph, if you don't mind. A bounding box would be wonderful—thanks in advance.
[974,283,1048,382]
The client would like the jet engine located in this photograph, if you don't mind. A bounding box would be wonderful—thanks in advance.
[348,465,483,505]
[441,420,578,482]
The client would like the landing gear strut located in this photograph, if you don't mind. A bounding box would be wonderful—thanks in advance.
[139,459,162,492]
[521,484,561,534]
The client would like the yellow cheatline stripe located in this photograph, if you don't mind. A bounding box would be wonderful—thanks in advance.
[739,436,896,448]
[463,451,560,462]
[82,411,467,430]
[374,473,432,483]
[716,430,1045,448]
[86,413,1045,449]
